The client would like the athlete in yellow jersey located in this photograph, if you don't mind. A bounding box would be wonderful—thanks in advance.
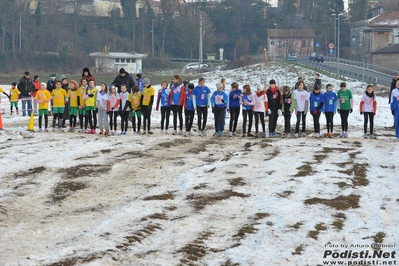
[128,85,142,133]
[77,78,88,132]
[67,80,79,132]
[9,82,21,115]
[51,80,68,131]
[140,78,155,134]
[35,82,51,131]
[83,80,98,133]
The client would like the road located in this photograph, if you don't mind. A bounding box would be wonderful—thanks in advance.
[297,59,394,87]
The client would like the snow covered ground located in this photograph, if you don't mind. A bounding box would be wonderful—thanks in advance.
[0,63,398,266]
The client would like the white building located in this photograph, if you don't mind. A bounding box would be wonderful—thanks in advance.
[89,51,147,74]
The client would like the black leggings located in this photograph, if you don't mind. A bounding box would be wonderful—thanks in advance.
[312,112,321,133]
[185,109,195,132]
[268,107,279,133]
[340,110,349,132]
[109,111,118,131]
[229,107,240,132]
[254,112,265,133]
[142,106,152,131]
[197,106,208,132]
[283,113,291,134]
[363,112,374,134]
[120,111,129,132]
[39,115,48,128]
[242,109,253,134]
[295,111,306,133]
[325,112,334,133]
[161,106,171,130]
[171,105,183,131]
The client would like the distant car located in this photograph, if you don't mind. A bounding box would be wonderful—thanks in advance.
[314,54,324,63]
[309,53,317,61]
[287,54,297,61]
[183,62,209,70]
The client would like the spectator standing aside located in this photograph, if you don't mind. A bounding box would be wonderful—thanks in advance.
[388,72,399,127]
[17,71,35,116]
[110,68,135,93]
[32,75,40,114]
[313,73,322,89]
[47,73,57,115]
[192,77,211,136]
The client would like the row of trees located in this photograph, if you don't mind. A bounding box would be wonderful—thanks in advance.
[0,0,377,73]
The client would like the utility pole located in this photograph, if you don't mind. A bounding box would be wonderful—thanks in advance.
[152,19,155,57]
[19,11,22,51]
[199,11,203,72]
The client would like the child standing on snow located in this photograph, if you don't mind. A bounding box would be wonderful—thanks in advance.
[77,78,88,133]
[266,79,282,138]
[97,83,110,135]
[35,82,51,131]
[9,82,20,115]
[119,84,130,135]
[193,77,211,136]
[67,80,79,132]
[108,86,120,135]
[51,80,68,132]
[253,85,268,138]
[293,80,309,138]
[128,85,142,134]
[170,75,185,135]
[337,82,353,138]
[281,86,295,138]
[183,83,195,136]
[323,84,337,138]
[156,80,171,134]
[309,85,325,138]
[83,80,98,134]
[211,82,228,136]
[228,82,241,136]
[390,79,399,141]
[141,78,154,135]
[360,85,377,139]
[240,85,254,137]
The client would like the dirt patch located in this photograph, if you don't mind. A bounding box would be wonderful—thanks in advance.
[293,163,315,177]
[304,194,360,210]
[141,213,168,221]
[59,164,112,179]
[52,181,88,203]
[276,190,294,198]
[288,222,303,230]
[178,231,213,264]
[117,150,149,158]
[186,190,249,211]
[193,183,208,190]
[47,252,105,266]
[336,163,369,187]
[116,223,162,249]
[228,177,246,186]
[188,139,217,154]
[292,244,305,255]
[308,223,327,240]
[13,166,46,178]
[155,139,191,149]
[143,191,175,201]
[233,212,270,240]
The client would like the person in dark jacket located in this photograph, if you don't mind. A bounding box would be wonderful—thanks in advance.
[60,75,69,127]
[17,71,35,116]
[111,68,135,93]
[80,67,96,86]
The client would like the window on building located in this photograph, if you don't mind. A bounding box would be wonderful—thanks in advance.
[302,41,306,47]
[278,41,282,48]
[121,59,125,63]
[126,59,130,63]
[115,59,120,63]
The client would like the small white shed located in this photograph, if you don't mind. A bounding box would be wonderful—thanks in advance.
[89,51,147,74]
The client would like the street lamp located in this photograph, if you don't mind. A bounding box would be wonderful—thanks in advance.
[332,12,345,77]
[273,23,277,60]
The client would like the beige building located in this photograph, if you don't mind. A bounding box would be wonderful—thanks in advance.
[267,29,315,58]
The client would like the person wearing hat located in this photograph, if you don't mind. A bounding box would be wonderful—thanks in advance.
[47,73,57,93]
[32,75,40,114]
[17,71,35,116]
[265,79,282,138]
[136,73,144,92]
[80,67,96,86]
[110,68,135,93]
[9,82,21,115]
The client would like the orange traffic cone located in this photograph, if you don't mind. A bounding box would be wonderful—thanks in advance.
[0,112,3,130]
[28,113,34,131]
